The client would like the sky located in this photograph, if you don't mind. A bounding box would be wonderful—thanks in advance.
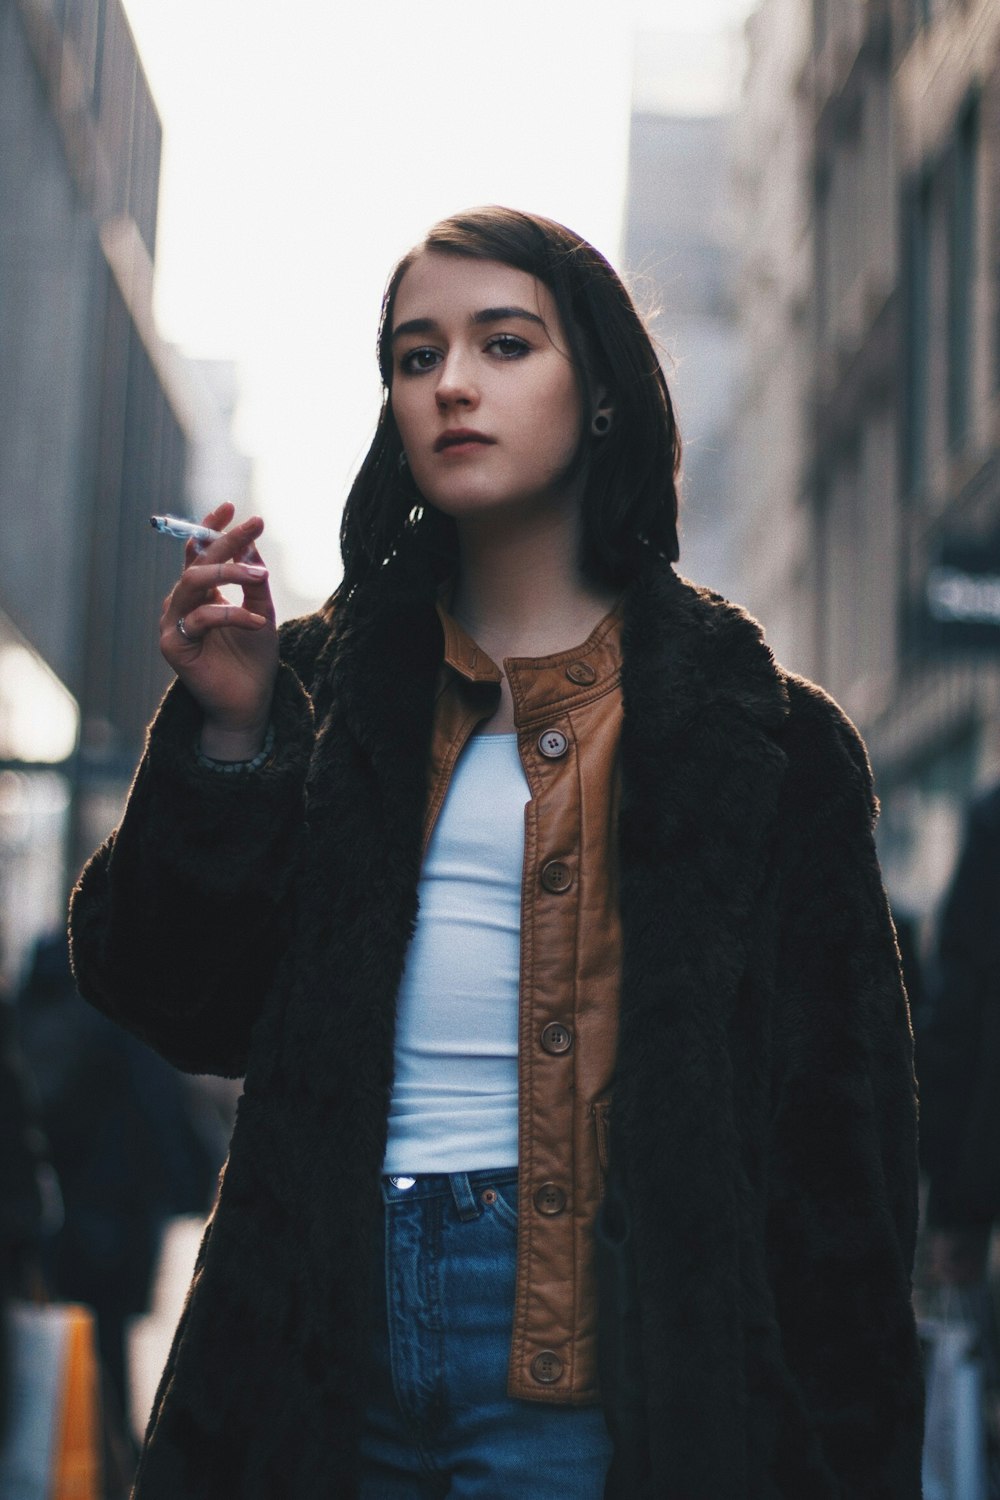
[120,0,753,610]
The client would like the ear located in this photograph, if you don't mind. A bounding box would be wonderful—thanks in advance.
[592,384,614,424]
[591,385,614,437]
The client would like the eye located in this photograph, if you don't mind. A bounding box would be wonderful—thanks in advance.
[486,334,530,359]
[399,346,441,375]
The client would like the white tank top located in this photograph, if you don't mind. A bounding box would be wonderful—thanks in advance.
[382,732,528,1174]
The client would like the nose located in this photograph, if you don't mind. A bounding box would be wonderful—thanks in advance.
[434,349,478,411]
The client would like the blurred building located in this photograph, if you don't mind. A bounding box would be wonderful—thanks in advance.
[728,0,816,676]
[730,0,1000,918]
[622,34,744,604]
[176,356,255,520]
[0,0,252,983]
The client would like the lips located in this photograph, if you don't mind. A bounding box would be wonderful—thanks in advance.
[434,429,495,453]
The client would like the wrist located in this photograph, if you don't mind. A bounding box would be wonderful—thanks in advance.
[198,720,270,762]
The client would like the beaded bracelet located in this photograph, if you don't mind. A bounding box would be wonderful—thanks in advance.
[196,723,275,774]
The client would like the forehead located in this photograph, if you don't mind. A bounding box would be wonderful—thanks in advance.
[392,251,559,330]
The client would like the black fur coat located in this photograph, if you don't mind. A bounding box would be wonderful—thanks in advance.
[69,558,924,1499]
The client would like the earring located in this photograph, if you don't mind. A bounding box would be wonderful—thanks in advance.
[592,411,612,437]
[397,451,409,473]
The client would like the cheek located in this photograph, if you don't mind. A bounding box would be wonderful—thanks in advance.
[541,377,583,458]
[392,393,427,463]
[389,388,408,438]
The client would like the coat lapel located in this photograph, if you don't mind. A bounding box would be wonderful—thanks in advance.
[615,562,790,1486]
[278,561,445,1176]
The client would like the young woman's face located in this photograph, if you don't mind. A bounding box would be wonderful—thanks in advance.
[390,252,584,524]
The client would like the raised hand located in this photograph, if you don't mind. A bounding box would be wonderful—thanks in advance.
[159,502,279,760]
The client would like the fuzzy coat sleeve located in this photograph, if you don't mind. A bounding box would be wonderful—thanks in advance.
[767,679,923,1497]
[68,619,322,1077]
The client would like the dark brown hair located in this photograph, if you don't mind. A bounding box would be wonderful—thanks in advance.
[338,206,681,594]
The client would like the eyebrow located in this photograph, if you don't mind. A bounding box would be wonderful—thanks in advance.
[391,306,546,342]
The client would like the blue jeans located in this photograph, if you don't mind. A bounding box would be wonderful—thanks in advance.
[359,1168,614,1498]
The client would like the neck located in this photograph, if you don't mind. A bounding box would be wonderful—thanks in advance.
[448,496,618,661]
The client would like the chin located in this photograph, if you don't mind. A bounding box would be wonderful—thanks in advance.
[415,482,513,519]
[415,478,576,527]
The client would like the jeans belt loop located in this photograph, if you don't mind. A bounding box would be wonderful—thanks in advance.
[449,1171,481,1221]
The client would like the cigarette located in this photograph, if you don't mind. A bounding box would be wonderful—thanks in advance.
[149,515,224,546]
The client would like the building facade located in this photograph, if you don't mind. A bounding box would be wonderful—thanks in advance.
[622,68,744,605]
[731,0,1000,921]
[0,0,249,980]
[728,0,817,676]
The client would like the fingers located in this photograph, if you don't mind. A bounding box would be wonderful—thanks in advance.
[161,513,276,675]
[165,602,269,653]
[162,560,271,630]
[184,602,270,635]
[185,513,265,570]
[176,560,270,603]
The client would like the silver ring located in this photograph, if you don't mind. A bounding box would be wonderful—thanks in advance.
[176,615,196,642]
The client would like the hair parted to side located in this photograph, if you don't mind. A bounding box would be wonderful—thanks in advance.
[338,205,681,596]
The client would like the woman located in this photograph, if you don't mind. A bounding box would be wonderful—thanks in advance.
[69,207,923,1498]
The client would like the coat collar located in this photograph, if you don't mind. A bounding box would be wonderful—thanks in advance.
[325,561,791,822]
[612,557,790,1128]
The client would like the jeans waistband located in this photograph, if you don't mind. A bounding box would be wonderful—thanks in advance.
[380,1167,517,1215]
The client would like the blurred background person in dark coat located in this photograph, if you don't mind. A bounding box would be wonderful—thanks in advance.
[0,988,47,1444]
[917,783,1000,1284]
[14,933,228,1434]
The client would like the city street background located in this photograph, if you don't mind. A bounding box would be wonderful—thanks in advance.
[3,0,1000,1487]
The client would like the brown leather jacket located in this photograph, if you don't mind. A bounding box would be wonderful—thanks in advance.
[429,601,623,1404]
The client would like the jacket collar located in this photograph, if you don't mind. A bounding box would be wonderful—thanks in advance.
[327,553,788,768]
[435,594,625,724]
[435,602,502,685]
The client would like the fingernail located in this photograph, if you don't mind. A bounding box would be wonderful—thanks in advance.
[245,565,268,578]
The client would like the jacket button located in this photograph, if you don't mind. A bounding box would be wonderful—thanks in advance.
[540,860,573,893]
[537,728,568,759]
[534,1182,567,1215]
[566,661,596,685]
[540,1021,573,1055]
[530,1350,564,1384]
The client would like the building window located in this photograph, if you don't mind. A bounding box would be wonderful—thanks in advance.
[947,95,978,452]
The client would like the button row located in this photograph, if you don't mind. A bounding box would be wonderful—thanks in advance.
[528,687,588,1394]
[532,704,574,1391]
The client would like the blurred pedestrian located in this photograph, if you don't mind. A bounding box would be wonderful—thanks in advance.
[0,990,46,1444]
[918,783,1000,1284]
[70,206,923,1498]
[915,789,1000,1498]
[15,933,227,1434]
